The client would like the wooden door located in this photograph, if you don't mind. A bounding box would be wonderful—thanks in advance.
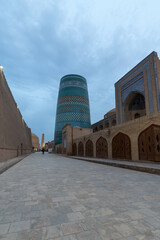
[85,140,93,157]
[96,137,108,158]
[139,125,160,161]
[78,142,84,156]
[112,132,131,160]
[73,143,77,156]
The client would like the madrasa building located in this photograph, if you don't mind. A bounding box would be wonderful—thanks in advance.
[54,51,160,162]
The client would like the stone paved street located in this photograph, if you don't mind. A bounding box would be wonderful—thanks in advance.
[0,153,160,240]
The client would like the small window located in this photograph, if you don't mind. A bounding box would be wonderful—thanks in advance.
[111,120,116,126]
[99,125,103,130]
[94,127,98,132]
[156,135,159,142]
[105,122,109,128]
[134,113,140,119]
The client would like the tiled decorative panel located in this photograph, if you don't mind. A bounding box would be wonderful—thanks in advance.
[121,77,145,122]
[116,52,158,124]
[153,55,160,111]
[58,95,89,105]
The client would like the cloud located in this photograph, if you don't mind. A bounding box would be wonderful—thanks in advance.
[0,0,160,141]
[10,84,58,141]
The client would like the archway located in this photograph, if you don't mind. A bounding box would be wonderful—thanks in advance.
[73,143,77,156]
[104,122,109,128]
[96,137,108,158]
[93,127,98,132]
[78,142,84,156]
[85,140,93,157]
[134,113,140,119]
[139,125,160,161]
[111,119,116,126]
[99,125,103,130]
[124,92,146,122]
[112,132,131,160]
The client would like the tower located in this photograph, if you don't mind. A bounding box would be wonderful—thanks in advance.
[54,74,91,148]
[41,133,45,149]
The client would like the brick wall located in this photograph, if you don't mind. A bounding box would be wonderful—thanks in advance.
[0,70,32,162]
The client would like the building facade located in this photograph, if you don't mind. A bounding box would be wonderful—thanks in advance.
[92,108,116,132]
[54,74,91,148]
[115,51,160,124]
[48,140,54,153]
[0,68,32,162]
[31,133,40,151]
[56,52,160,162]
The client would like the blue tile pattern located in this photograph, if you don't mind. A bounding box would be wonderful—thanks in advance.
[122,77,145,122]
[146,61,154,114]
[153,55,160,111]
[122,78,144,103]
[54,74,91,147]
[121,72,143,90]
[116,53,155,124]
[60,81,87,90]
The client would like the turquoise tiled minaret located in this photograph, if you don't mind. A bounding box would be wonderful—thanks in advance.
[54,74,91,148]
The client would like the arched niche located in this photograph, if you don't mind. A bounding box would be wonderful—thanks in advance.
[111,119,116,126]
[96,137,108,158]
[78,142,84,156]
[85,140,93,157]
[99,125,103,130]
[124,92,146,122]
[93,127,98,132]
[112,132,131,160]
[104,122,109,128]
[138,125,160,161]
[73,143,77,156]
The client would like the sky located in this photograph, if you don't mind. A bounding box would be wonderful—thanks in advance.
[0,0,160,143]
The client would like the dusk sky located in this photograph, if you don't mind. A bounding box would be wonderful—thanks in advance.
[1,0,160,143]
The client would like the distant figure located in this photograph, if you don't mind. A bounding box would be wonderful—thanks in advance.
[42,148,45,154]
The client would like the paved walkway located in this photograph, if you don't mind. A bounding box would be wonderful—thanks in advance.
[69,156,160,175]
[0,154,31,174]
[0,153,160,240]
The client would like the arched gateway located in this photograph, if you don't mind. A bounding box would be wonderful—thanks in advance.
[139,125,160,161]
[112,132,131,160]
[96,137,108,158]
[72,143,77,156]
[124,92,146,122]
[78,142,84,156]
[85,140,93,157]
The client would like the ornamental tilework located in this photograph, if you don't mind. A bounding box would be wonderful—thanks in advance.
[56,112,90,122]
[60,80,87,90]
[116,52,156,124]
[121,72,143,90]
[121,77,145,122]
[153,55,160,111]
[60,75,86,84]
[58,95,89,105]
[54,74,91,147]
[58,86,88,98]
[121,78,145,104]
[57,104,90,114]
